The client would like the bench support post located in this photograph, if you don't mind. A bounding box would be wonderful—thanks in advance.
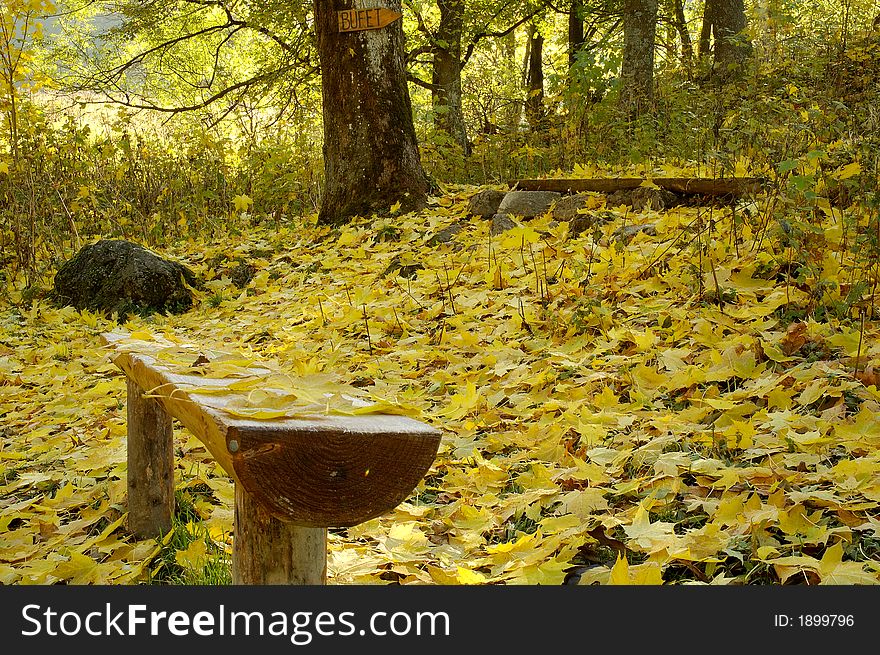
[126,378,175,538]
[232,484,327,584]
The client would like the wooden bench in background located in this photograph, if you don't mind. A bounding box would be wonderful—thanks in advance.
[101,331,442,584]
[510,177,764,197]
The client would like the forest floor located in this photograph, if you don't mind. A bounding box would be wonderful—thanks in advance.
[1,178,879,585]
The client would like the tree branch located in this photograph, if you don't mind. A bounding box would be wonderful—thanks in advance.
[462,5,546,68]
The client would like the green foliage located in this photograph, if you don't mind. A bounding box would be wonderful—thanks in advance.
[0,101,324,290]
[147,490,231,585]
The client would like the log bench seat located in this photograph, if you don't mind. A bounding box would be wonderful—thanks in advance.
[101,331,442,584]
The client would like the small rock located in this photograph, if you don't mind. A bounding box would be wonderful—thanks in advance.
[631,187,680,211]
[229,262,257,289]
[552,194,591,222]
[490,214,518,236]
[569,216,598,237]
[613,223,657,243]
[427,222,464,246]
[467,189,507,217]
[607,187,680,211]
[383,255,424,279]
[497,191,561,218]
[568,210,617,237]
[606,189,634,208]
[53,239,199,317]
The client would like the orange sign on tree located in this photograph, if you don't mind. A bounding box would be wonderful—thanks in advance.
[337,8,402,33]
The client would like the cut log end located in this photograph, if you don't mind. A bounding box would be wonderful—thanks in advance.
[229,421,442,527]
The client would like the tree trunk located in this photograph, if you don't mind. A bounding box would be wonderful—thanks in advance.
[713,0,749,74]
[432,0,470,154]
[620,0,658,118]
[314,0,431,226]
[525,27,545,130]
[699,0,716,58]
[502,30,519,129]
[568,0,585,69]
[672,0,694,71]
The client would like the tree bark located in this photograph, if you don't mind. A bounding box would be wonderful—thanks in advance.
[712,0,749,75]
[314,0,431,226]
[620,0,658,118]
[672,0,694,71]
[699,0,716,58]
[432,0,470,154]
[568,0,585,69]
[525,26,545,130]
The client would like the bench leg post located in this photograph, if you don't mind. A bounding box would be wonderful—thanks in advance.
[232,484,327,584]
[126,378,175,539]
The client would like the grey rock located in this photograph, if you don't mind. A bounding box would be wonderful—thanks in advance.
[607,187,681,211]
[569,215,598,237]
[606,189,632,208]
[467,189,507,217]
[427,222,464,246]
[383,255,424,279]
[53,239,199,317]
[229,261,257,289]
[613,223,657,243]
[552,194,591,222]
[497,191,561,218]
[490,214,518,236]
[569,210,617,237]
[631,187,680,211]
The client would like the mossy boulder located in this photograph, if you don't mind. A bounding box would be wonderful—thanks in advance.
[53,240,199,317]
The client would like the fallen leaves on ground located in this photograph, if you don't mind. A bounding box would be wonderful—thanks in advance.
[1,182,879,585]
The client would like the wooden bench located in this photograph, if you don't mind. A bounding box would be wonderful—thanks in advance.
[509,177,765,197]
[101,331,442,584]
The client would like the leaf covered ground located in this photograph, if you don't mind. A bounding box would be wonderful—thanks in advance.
[2,179,880,585]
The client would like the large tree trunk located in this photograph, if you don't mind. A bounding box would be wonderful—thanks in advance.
[620,0,658,118]
[712,0,749,74]
[432,0,470,154]
[314,1,430,226]
[525,26,545,130]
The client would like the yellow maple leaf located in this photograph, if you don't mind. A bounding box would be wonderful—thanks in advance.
[175,539,207,570]
[609,553,630,584]
[456,567,487,584]
[833,161,860,181]
[232,194,253,212]
[623,503,677,554]
[817,543,878,584]
[609,553,663,584]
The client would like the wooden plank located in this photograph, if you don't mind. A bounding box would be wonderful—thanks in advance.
[105,339,238,477]
[509,177,764,196]
[337,8,402,33]
[232,484,327,584]
[102,331,442,528]
[126,378,174,538]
